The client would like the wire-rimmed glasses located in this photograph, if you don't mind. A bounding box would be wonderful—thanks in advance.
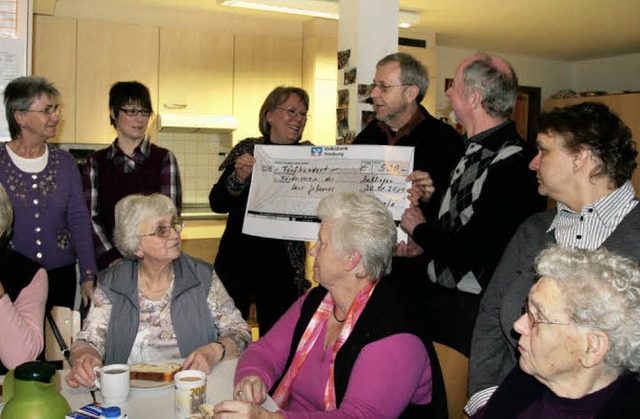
[276,107,308,119]
[522,302,592,329]
[23,104,62,117]
[366,83,412,95]
[139,221,184,238]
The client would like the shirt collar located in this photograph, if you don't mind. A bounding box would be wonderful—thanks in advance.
[377,106,425,145]
[464,120,511,148]
[108,137,150,160]
[548,181,636,231]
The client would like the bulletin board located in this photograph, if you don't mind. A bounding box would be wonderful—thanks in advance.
[0,0,32,141]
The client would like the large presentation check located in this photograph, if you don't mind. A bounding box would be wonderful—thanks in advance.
[242,144,415,242]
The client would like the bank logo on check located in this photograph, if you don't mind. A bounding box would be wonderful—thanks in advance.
[311,146,323,156]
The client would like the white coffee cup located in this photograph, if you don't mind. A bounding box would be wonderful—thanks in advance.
[93,364,130,407]
[174,369,207,419]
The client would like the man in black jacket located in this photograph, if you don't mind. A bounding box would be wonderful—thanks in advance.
[353,52,463,306]
[353,52,463,224]
[399,54,546,357]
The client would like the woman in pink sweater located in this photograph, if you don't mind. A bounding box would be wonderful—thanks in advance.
[214,192,434,418]
[0,183,48,374]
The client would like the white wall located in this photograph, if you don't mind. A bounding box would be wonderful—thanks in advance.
[435,47,640,117]
[435,47,571,117]
[571,52,640,93]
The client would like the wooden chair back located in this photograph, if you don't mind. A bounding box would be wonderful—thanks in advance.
[44,306,81,369]
[433,342,470,419]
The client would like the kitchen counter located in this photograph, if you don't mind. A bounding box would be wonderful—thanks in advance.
[182,219,225,263]
[182,219,226,240]
[181,203,228,221]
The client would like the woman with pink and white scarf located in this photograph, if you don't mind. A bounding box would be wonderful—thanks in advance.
[214,192,435,418]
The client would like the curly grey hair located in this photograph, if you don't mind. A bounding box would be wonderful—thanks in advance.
[535,245,640,374]
[316,192,397,281]
[0,183,13,238]
[113,193,178,259]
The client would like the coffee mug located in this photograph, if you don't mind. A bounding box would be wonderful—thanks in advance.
[174,370,207,419]
[93,364,130,407]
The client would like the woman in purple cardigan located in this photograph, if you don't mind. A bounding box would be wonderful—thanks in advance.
[0,76,97,310]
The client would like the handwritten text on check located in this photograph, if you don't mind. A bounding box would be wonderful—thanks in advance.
[243,145,415,242]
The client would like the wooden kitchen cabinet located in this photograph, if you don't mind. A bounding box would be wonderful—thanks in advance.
[233,33,303,142]
[76,19,159,144]
[544,93,640,193]
[159,27,234,115]
[32,15,77,144]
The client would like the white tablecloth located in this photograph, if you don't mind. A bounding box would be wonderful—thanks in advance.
[57,359,278,417]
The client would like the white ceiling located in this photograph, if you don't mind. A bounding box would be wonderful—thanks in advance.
[121,0,640,61]
[407,0,640,61]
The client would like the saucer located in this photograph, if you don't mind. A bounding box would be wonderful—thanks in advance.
[130,379,173,391]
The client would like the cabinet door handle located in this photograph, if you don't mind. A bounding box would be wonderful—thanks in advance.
[163,103,188,109]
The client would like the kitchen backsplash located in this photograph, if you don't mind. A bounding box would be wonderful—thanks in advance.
[58,131,232,205]
[156,131,232,204]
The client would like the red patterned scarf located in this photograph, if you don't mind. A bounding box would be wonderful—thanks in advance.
[272,281,377,410]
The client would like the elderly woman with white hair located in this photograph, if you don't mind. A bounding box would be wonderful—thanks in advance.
[215,192,435,418]
[0,183,48,374]
[66,193,251,388]
[473,245,640,418]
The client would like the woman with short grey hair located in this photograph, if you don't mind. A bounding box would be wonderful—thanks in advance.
[66,193,251,389]
[218,192,434,417]
[472,245,640,418]
[535,245,640,374]
[1,75,97,310]
[315,191,397,281]
[112,193,177,260]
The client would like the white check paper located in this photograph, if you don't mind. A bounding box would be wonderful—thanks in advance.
[243,144,415,242]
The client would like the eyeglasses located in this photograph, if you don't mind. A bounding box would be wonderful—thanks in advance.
[139,221,184,239]
[276,107,308,119]
[119,108,153,117]
[522,302,592,329]
[367,83,412,95]
[23,105,62,117]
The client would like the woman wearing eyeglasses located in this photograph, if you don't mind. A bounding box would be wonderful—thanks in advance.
[467,102,640,416]
[472,245,640,418]
[0,76,97,310]
[209,86,313,337]
[81,81,182,271]
[66,193,251,388]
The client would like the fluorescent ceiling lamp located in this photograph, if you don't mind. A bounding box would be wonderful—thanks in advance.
[218,0,420,28]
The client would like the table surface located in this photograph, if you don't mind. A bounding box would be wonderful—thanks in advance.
[0,359,278,417]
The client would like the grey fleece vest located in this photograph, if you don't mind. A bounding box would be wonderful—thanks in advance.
[101,253,218,364]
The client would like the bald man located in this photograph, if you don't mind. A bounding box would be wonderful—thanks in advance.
[398,53,546,356]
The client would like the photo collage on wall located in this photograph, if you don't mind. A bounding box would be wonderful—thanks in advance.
[337,49,354,144]
[337,49,376,144]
